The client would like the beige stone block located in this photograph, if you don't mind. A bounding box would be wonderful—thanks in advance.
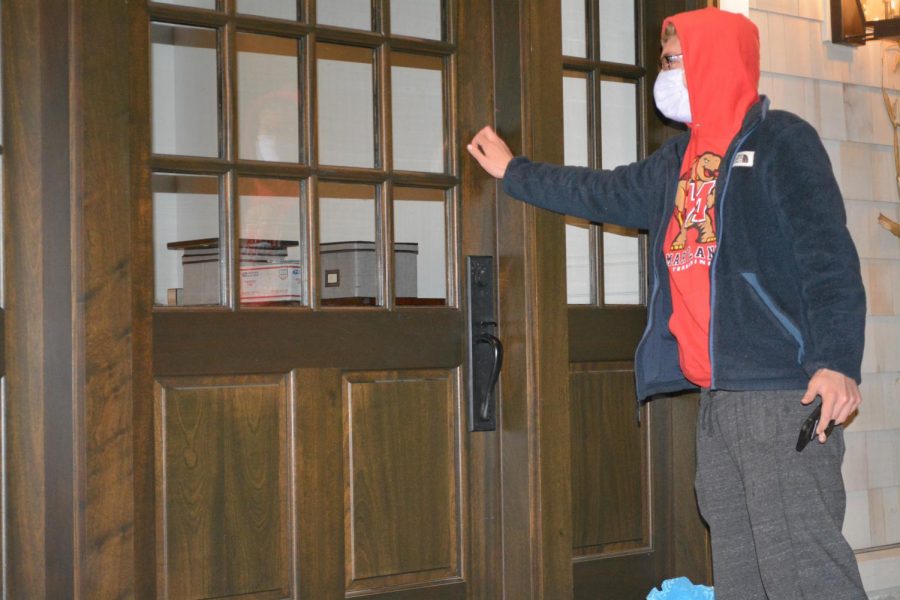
[844,86,876,146]
[754,0,798,16]
[844,489,872,549]
[863,260,896,316]
[767,13,790,75]
[840,142,875,201]
[796,0,823,20]
[784,16,814,78]
[818,79,846,141]
[749,10,771,73]
[861,319,879,374]
[867,429,900,488]
[849,41,888,88]
[872,203,900,260]
[870,317,900,372]
[883,42,900,92]
[823,139,843,179]
[843,430,870,491]
[857,546,900,592]
[871,143,899,204]
[760,73,817,126]
[822,41,854,83]
[873,90,898,147]
[870,486,900,547]
[846,203,869,261]
[884,373,900,430]
[854,373,886,432]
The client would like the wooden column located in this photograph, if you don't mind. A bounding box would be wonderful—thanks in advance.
[492,1,574,598]
[3,0,138,597]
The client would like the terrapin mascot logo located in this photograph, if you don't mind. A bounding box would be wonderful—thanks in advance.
[670,152,721,251]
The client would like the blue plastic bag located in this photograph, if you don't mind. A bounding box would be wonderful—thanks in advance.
[646,577,714,600]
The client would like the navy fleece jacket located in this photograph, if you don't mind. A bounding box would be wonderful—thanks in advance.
[502,97,866,401]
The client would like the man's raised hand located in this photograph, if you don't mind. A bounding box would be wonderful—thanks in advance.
[467,126,514,179]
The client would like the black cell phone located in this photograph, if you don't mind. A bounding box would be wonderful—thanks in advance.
[795,402,836,452]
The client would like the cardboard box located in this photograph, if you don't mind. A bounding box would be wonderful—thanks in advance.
[182,259,220,305]
[240,262,303,303]
[320,241,418,300]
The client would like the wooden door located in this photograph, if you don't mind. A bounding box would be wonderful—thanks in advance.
[0,0,710,598]
[556,1,713,597]
[135,1,517,599]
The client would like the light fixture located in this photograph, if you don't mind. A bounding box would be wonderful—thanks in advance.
[832,0,900,44]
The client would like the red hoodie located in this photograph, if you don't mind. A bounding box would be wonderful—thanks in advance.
[661,8,760,387]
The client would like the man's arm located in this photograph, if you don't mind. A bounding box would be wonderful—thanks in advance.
[467,126,677,230]
[770,120,866,440]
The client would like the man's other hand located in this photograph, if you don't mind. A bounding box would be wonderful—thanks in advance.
[467,126,514,179]
[800,368,862,443]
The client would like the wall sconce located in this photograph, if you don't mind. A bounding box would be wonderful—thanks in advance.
[832,0,900,44]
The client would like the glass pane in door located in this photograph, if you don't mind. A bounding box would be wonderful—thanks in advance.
[151,23,219,157]
[391,0,442,40]
[317,0,372,30]
[563,70,591,304]
[154,0,216,9]
[317,44,376,168]
[566,218,592,304]
[599,79,636,168]
[237,0,298,20]
[238,33,301,163]
[598,0,636,64]
[393,187,447,306]
[563,71,589,167]
[603,224,641,304]
[318,182,379,306]
[600,79,641,305]
[391,53,444,173]
[239,178,305,306]
[153,173,221,306]
[561,0,587,58]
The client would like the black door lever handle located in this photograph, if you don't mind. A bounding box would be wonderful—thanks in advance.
[475,333,503,421]
[467,256,500,431]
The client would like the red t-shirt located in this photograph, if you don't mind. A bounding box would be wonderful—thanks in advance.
[661,8,761,386]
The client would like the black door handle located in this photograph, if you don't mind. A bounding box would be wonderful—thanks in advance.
[474,332,503,421]
[467,256,501,431]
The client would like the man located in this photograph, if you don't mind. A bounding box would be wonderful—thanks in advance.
[468,7,867,599]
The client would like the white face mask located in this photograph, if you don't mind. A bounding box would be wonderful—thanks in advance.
[653,69,692,124]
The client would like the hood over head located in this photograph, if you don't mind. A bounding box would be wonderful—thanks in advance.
[663,7,760,143]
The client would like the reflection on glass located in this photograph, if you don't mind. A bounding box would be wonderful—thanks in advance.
[392,54,444,173]
[0,154,4,308]
[318,182,379,306]
[239,178,304,305]
[238,33,300,163]
[394,187,446,305]
[600,79,637,168]
[317,44,375,168]
[563,71,589,167]
[237,0,297,20]
[153,173,221,306]
[600,79,640,304]
[566,218,592,304]
[317,0,372,30]
[154,0,216,9]
[561,0,587,58]
[603,224,641,304]
[391,0,442,40]
[599,0,636,64]
[152,23,219,157]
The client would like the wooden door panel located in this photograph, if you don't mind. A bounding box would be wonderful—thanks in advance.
[154,374,294,600]
[570,363,649,556]
[343,369,463,595]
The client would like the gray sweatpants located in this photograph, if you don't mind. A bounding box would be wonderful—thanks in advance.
[695,389,867,600]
